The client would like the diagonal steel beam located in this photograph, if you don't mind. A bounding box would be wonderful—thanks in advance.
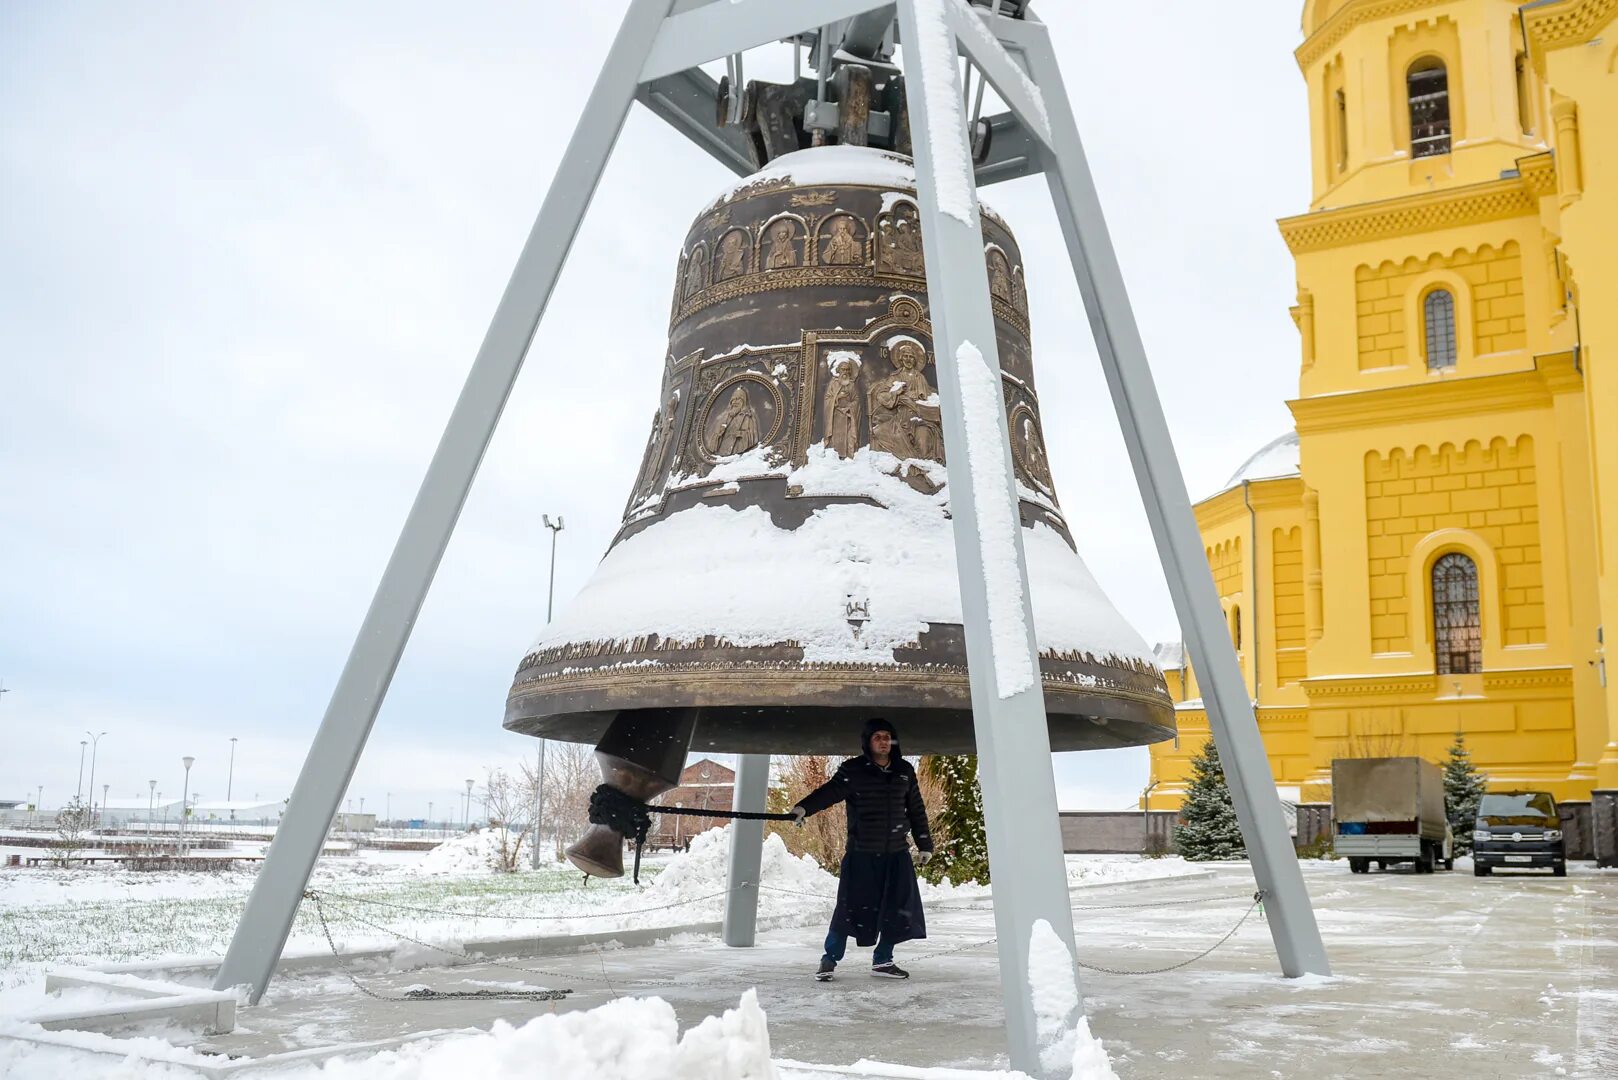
[638,68,756,176]
[1004,12,1331,980]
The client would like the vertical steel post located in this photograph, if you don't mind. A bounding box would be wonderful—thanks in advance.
[209,0,680,1004]
[722,753,770,947]
[1007,15,1329,977]
[897,2,1084,1074]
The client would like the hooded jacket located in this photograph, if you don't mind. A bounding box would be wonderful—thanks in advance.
[794,718,933,856]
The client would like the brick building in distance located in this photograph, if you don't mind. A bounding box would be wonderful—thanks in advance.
[651,758,735,850]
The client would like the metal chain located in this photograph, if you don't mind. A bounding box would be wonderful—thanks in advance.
[1070,891,1254,911]
[1071,892,1266,977]
[310,884,742,923]
[306,889,571,1002]
[307,890,680,996]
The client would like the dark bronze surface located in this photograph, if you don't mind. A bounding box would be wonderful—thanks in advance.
[505,154,1175,755]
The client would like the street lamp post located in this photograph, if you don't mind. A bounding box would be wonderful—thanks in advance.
[528,514,565,868]
[76,741,87,804]
[148,780,157,841]
[428,801,434,833]
[35,785,43,826]
[180,756,195,858]
[464,779,474,829]
[102,784,109,826]
[227,737,238,804]
[85,731,107,824]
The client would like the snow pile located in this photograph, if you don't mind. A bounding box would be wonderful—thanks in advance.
[955,339,1035,697]
[533,474,1153,668]
[643,826,836,913]
[1063,854,1199,888]
[199,990,777,1080]
[1026,920,1119,1080]
[415,829,526,875]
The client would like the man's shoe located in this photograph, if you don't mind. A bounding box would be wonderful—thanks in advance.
[870,962,909,979]
[815,958,836,982]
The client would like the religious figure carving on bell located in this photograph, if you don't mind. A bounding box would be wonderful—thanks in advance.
[1022,415,1053,490]
[870,339,944,464]
[878,202,924,275]
[709,385,760,456]
[822,355,862,459]
[821,215,862,265]
[765,219,797,269]
[717,230,748,281]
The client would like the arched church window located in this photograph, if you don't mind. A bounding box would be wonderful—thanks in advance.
[1408,60,1452,158]
[1424,289,1457,370]
[1432,552,1481,675]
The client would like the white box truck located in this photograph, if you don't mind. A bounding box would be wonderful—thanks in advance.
[1332,757,1453,874]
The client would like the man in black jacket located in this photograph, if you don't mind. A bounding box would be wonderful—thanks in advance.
[792,717,933,981]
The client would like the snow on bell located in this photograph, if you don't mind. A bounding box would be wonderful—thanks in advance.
[505,145,1174,877]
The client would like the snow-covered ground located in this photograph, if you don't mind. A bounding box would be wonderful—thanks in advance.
[0,830,1195,1078]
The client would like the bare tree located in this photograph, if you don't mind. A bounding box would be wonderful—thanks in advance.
[521,741,598,862]
[766,755,846,872]
[1339,717,1409,760]
[52,803,93,868]
[479,768,529,873]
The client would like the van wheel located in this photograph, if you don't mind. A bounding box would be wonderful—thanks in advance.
[1474,863,1491,877]
[1443,858,1455,871]
[1553,861,1567,878]
[1349,858,1369,874]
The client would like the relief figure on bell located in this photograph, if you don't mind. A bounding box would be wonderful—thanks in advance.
[821,216,862,266]
[1022,416,1053,489]
[869,340,944,465]
[765,220,798,270]
[683,249,706,298]
[878,203,924,275]
[717,231,748,281]
[709,386,761,456]
[821,356,862,459]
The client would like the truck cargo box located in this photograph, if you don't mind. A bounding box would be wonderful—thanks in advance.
[1331,757,1446,843]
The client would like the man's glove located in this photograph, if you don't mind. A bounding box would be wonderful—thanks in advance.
[791,806,807,827]
[917,850,932,867]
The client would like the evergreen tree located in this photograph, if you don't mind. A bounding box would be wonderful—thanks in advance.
[919,755,990,885]
[1443,732,1488,855]
[1174,737,1246,861]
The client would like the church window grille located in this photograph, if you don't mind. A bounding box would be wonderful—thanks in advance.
[1433,553,1481,675]
[1425,289,1457,369]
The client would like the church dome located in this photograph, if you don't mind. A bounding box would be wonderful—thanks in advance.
[1216,431,1300,495]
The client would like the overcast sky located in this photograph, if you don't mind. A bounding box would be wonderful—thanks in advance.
[0,2,1311,818]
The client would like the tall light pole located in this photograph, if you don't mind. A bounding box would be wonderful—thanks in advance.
[180,756,195,857]
[35,785,43,825]
[227,737,238,804]
[85,731,107,823]
[464,779,474,829]
[148,780,157,840]
[385,792,391,826]
[529,514,565,868]
[428,801,434,831]
[76,741,87,803]
[102,784,109,826]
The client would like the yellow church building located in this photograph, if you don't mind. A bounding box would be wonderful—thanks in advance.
[1147,0,1618,828]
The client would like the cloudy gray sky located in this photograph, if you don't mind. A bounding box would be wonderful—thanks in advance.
[0,2,1310,818]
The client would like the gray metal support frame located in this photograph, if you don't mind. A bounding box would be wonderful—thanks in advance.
[1000,12,1330,978]
[210,0,681,1005]
[896,2,1082,1075]
[722,754,770,947]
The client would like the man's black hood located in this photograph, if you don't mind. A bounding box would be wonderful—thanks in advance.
[862,717,901,761]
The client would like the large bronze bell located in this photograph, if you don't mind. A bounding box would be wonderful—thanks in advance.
[506,145,1175,877]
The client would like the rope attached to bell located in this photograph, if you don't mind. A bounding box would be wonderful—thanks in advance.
[586,784,798,883]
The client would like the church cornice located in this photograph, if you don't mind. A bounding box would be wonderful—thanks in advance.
[1522,0,1617,59]
[1277,154,1554,254]
[1296,0,1450,71]
[1288,353,1581,435]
